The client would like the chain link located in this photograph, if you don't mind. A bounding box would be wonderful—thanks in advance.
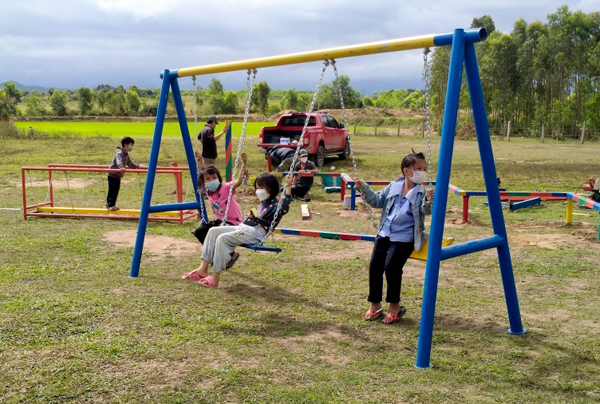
[221,69,257,227]
[423,48,433,185]
[260,61,330,245]
[331,60,378,231]
[191,75,207,223]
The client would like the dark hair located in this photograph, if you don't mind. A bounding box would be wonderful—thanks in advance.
[401,151,426,174]
[254,173,280,200]
[197,166,223,193]
[121,136,135,147]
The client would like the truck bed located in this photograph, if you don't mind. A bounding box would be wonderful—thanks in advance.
[261,128,304,145]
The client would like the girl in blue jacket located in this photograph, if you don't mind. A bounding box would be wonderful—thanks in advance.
[356,151,434,324]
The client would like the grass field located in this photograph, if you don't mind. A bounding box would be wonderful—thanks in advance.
[14,122,276,138]
[1,125,599,403]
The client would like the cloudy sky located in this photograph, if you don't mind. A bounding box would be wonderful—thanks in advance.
[1,0,597,94]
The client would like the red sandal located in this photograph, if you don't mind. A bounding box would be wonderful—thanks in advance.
[382,306,407,324]
[364,307,384,321]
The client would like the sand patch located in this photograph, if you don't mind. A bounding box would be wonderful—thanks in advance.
[336,208,377,220]
[14,177,97,189]
[103,230,198,260]
[511,233,600,251]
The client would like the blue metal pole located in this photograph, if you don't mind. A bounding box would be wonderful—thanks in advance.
[170,75,204,217]
[415,29,466,369]
[149,201,200,213]
[130,70,172,278]
[351,185,356,210]
[464,42,525,335]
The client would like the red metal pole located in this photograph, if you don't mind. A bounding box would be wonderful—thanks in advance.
[267,156,272,172]
[462,196,469,222]
[22,168,27,220]
[341,177,346,201]
[176,171,184,225]
[49,169,54,207]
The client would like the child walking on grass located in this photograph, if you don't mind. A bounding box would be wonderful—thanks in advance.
[182,172,293,288]
[356,151,434,324]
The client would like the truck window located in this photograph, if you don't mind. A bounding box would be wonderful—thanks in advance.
[328,116,340,129]
[280,116,316,127]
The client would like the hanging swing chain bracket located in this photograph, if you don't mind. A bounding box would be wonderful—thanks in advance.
[423,47,433,186]
[260,60,330,245]
[221,68,258,227]
[331,59,379,231]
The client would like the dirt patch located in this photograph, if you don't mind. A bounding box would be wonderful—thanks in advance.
[336,208,376,220]
[103,230,198,260]
[275,234,373,261]
[13,178,96,189]
[274,324,345,349]
[511,233,600,251]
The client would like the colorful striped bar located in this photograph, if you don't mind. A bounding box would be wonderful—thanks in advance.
[224,120,233,181]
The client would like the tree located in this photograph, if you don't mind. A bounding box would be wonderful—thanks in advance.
[255,81,271,115]
[472,15,496,34]
[222,91,239,114]
[49,90,68,116]
[281,88,299,110]
[125,90,142,115]
[0,82,22,119]
[331,75,361,108]
[25,95,45,116]
[78,87,94,115]
[95,90,108,113]
[107,92,125,115]
[207,78,226,114]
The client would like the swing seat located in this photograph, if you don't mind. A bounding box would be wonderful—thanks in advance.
[409,237,455,261]
[241,244,282,253]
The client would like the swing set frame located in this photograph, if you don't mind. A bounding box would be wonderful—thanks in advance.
[130,28,526,369]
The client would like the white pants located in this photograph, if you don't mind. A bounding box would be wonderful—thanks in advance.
[201,224,264,273]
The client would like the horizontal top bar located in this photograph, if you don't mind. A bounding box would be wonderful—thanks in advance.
[175,28,487,78]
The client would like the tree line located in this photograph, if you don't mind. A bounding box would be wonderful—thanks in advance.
[0,74,424,120]
[430,6,600,138]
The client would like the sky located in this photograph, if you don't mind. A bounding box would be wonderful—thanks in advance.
[1,0,598,95]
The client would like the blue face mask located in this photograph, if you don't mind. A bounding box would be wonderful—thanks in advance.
[205,179,220,192]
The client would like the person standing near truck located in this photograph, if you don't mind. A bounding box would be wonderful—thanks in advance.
[199,115,229,167]
[290,149,318,198]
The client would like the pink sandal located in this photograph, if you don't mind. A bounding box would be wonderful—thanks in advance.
[198,276,218,288]
[182,269,205,281]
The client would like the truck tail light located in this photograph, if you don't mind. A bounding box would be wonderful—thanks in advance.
[303,137,309,145]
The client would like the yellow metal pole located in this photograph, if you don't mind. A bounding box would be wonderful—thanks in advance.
[566,199,573,224]
[177,34,436,77]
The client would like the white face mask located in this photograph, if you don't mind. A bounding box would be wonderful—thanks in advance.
[255,189,270,201]
[127,145,133,152]
[408,169,427,185]
[300,156,308,163]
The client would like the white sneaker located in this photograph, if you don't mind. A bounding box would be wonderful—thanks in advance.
[109,206,119,211]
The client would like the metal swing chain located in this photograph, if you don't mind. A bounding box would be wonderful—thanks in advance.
[260,60,330,245]
[423,47,433,185]
[191,75,208,224]
[221,68,257,227]
[331,60,378,231]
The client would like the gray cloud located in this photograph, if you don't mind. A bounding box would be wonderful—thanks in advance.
[0,0,596,93]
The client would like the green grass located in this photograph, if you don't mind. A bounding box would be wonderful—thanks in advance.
[14,121,275,138]
[1,126,599,403]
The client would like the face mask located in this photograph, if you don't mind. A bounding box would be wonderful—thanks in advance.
[408,169,427,185]
[255,189,270,202]
[127,146,133,152]
[300,157,308,163]
[205,179,220,192]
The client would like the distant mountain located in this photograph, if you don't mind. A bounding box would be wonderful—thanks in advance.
[2,81,68,92]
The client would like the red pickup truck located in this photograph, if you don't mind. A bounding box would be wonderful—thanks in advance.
[258,111,350,167]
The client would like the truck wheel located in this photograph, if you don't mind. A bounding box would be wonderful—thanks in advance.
[339,141,350,160]
[311,144,325,167]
